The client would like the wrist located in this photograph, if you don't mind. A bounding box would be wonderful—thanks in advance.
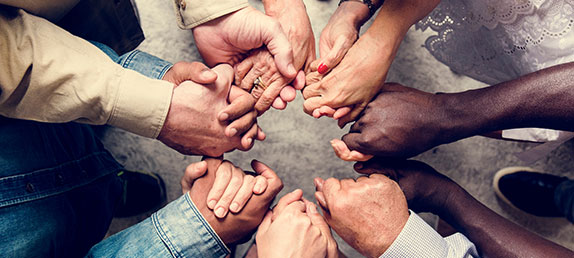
[434,183,468,221]
[263,0,305,16]
[334,1,371,28]
[435,92,490,143]
[439,88,513,142]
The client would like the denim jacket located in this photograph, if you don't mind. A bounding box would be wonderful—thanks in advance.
[87,193,230,257]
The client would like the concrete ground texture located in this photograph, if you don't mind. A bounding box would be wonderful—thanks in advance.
[103,0,574,256]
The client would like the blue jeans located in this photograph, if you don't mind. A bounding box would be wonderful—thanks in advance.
[555,179,574,223]
[0,43,172,257]
[0,119,123,257]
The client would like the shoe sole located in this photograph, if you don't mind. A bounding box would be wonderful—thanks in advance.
[492,166,539,214]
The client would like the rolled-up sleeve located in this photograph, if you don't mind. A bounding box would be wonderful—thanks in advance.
[0,8,173,138]
[87,193,230,257]
[172,0,248,29]
[381,211,479,258]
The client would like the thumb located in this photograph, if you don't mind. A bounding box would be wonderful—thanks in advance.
[330,139,373,162]
[211,64,234,97]
[181,160,208,193]
[303,198,331,230]
[272,189,303,220]
[258,15,296,78]
[317,36,352,75]
[163,62,217,85]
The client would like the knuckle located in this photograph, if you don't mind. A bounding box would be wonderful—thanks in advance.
[357,134,376,149]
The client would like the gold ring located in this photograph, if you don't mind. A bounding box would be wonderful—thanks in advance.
[252,76,268,92]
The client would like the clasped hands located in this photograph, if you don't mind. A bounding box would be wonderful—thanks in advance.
[181,157,420,258]
[181,156,459,258]
[157,2,315,156]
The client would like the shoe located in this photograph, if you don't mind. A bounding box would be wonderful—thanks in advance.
[493,167,568,217]
[114,170,166,217]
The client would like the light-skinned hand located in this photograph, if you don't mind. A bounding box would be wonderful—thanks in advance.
[192,6,297,80]
[353,158,458,215]
[234,0,314,114]
[314,175,409,258]
[158,64,265,156]
[187,158,283,244]
[256,190,340,258]
[303,32,390,127]
[181,159,270,219]
[234,49,304,114]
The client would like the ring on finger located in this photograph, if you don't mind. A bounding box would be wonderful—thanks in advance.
[252,76,268,93]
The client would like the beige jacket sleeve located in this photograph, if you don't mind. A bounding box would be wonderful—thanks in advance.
[0,0,80,21]
[0,8,174,138]
[172,0,248,29]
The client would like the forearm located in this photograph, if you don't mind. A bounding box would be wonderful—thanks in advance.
[441,62,574,142]
[0,8,173,138]
[439,186,573,257]
[362,0,440,64]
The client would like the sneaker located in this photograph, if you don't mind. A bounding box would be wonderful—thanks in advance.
[493,167,568,217]
[114,170,166,217]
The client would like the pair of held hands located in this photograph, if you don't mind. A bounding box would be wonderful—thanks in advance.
[156,4,312,156]
[182,157,458,258]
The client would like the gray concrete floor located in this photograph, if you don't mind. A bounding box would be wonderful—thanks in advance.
[104,0,574,256]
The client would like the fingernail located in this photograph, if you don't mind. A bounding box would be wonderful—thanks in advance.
[230,203,239,212]
[229,128,237,137]
[219,112,229,121]
[201,69,215,79]
[288,64,296,75]
[215,207,226,218]
[254,184,263,194]
[246,137,253,145]
[208,200,216,209]
[309,203,318,214]
[318,63,328,74]
[313,109,321,118]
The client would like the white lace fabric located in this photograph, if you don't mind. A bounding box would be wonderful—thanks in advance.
[417,0,574,85]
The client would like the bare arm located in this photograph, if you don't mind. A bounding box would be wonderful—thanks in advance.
[356,159,574,257]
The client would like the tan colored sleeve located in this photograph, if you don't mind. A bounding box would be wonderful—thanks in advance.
[172,0,248,29]
[0,8,173,138]
[0,0,80,21]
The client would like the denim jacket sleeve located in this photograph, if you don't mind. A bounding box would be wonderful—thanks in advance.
[90,41,173,81]
[380,211,479,258]
[86,193,230,258]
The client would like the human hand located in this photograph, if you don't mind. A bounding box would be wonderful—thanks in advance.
[264,0,315,72]
[192,6,297,79]
[162,61,218,86]
[233,0,314,114]
[314,175,409,258]
[303,32,390,127]
[234,49,305,114]
[353,158,459,215]
[187,158,283,244]
[158,64,265,156]
[340,83,454,159]
[256,189,339,258]
[181,159,269,218]
[313,1,369,75]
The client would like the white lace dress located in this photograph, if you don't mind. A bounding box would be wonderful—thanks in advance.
[417,0,574,144]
